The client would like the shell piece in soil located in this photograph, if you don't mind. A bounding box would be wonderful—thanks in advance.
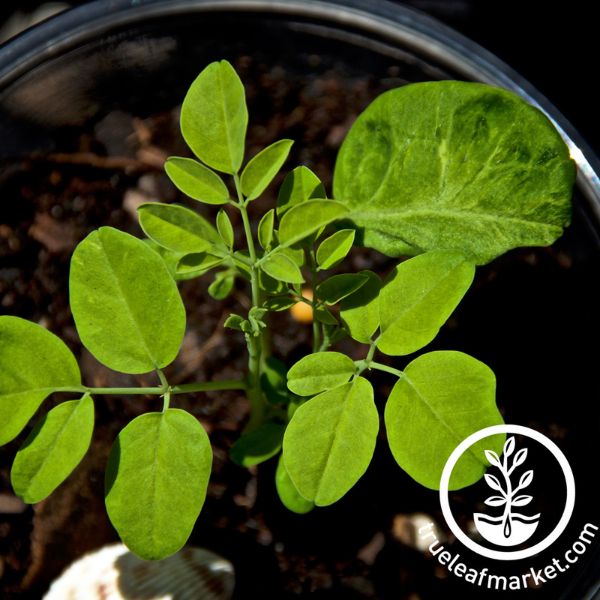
[43,544,235,599]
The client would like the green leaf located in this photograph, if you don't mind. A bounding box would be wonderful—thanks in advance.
[384,351,504,490]
[180,60,247,174]
[264,296,296,312]
[0,317,81,446]
[276,456,314,514]
[70,227,186,374]
[145,239,195,282]
[164,157,229,205]
[208,271,235,300]
[279,246,305,267]
[277,166,326,216]
[176,252,224,276]
[314,307,338,326]
[260,252,304,284]
[260,356,290,405]
[224,313,245,331]
[258,209,275,250]
[240,140,294,200]
[258,269,288,294]
[138,203,221,254]
[11,394,94,503]
[105,409,212,560]
[340,270,381,343]
[378,251,474,356]
[283,377,378,505]
[316,229,355,270]
[230,422,285,467]
[333,81,575,264]
[216,209,234,249]
[287,352,356,396]
[278,200,349,248]
[316,273,368,306]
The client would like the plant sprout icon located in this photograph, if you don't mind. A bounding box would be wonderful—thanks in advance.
[473,437,541,547]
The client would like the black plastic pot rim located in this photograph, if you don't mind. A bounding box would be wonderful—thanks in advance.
[1,0,599,223]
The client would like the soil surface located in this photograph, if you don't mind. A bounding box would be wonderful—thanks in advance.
[2,51,600,600]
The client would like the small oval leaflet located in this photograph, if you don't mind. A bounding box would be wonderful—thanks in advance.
[260,252,304,284]
[278,200,349,248]
[105,409,212,560]
[165,157,230,204]
[180,59,248,174]
[334,81,575,264]
[241,139,294,200]
[0,316,81,446]
[70,227,186,374]
[138,203,222,255]
[11,394,94,504]
[339,270,381,344]
[378,251,475,356]
[283,377,379,506]
[277,165,325,216]
[275,457,314,514]
[287,352,356,396]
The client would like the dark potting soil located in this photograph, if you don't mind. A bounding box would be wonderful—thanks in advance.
[1,55,600,599]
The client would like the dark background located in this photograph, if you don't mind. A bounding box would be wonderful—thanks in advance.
[1,0,597,157]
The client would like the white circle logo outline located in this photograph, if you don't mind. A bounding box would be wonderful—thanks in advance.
[439,424,575,561]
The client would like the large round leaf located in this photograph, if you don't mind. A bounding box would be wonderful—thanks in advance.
[105,409,212,560]
[70,227,186,374]
[0,316,81,446]
[11,394,94,503]
[334,81,575,264]
[283,377,378,506]
[384,351,504,490]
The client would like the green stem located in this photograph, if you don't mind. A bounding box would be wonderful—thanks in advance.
[369,361,404,378]
[52,379,247,396]
[308,251,322,353]
[233,173,267,432]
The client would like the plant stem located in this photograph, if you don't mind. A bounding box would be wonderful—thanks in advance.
[233,173,267,432]
[52,379,247,396]
[368,361,404,378]
[308,251,322,353]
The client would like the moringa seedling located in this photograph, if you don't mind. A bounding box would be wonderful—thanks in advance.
[0,60,574,560]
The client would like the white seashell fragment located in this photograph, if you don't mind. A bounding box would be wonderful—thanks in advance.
[43,544,234,600]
